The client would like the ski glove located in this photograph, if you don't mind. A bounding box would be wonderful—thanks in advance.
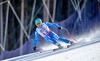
[33,46,36,51]
[58,26,63,30]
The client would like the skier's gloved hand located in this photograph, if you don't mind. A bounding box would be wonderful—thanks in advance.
[58,26,63,30]
[33,46,36,51]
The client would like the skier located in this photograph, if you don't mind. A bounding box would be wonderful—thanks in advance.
[33,18,74,51]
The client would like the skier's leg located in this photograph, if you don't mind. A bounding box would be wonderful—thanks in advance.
[45,36,62,49]
[58,37,70,43]
[50,32,75,48]
[50,38,63,49]
[51,32,70,43]
[51,32,74,45]
[58,37,75,45]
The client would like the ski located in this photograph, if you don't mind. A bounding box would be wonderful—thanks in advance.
[53,47,63,51]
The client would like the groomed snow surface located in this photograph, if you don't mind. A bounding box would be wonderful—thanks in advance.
[4,41,100,61]
[3,29,100,61]
[33,42,100,61]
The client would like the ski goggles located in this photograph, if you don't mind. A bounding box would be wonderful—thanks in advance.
[36,22,42,26]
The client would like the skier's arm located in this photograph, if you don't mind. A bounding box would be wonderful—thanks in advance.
[45,22,63,29]
[33,31,39,47]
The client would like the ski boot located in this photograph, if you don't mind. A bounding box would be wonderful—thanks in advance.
[67,41,75,48]
[57,43,63,49]
[53,43,63,51]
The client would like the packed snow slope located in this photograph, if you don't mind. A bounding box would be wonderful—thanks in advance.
[4,29,100,61]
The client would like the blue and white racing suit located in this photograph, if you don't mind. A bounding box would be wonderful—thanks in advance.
[33,22,70,46]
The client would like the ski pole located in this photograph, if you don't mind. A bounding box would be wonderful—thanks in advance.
[63,28,78,42]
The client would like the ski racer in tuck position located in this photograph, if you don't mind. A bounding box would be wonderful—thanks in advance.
[33,18,74,51]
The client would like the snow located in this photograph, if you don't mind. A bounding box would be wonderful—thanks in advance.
[3,29,100,61]
[4,40,100,61]
[33,42,100,61]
